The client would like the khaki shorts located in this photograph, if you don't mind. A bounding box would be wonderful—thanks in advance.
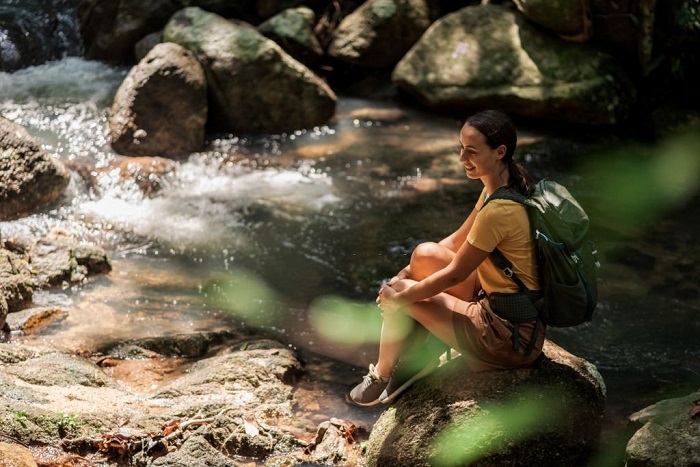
[452,300,544,372]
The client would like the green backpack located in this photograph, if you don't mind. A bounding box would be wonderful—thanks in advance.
[483,179,601,354]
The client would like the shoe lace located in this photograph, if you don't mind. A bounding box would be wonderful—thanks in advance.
[364,364,386,386]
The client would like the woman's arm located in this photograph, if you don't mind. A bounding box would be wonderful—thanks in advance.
[381,239,490,310]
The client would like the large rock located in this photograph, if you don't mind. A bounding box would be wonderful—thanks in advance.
[258,7,324,66]
[0,116,71,220]
[365,340,606,466]
[0,336,313,464]
[109,42,207,158]
[625,388,700,466]
[163,7,337,134]
[513,0,592,40]
[76,0,258,63]
[328,0,436,69]
[28,228,112,288]
[392,4,636,125]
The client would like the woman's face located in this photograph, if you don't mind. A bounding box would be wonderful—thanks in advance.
[458,124,505,180]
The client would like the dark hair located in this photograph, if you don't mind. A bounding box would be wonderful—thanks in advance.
[464,109,535,196]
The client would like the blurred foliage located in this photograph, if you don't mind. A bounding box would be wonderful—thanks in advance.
[583,130,700,237]
[431,389,565,466]
[208,267,281,326]
[309,295,416,345]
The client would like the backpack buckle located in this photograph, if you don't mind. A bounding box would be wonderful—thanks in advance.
[503,267,514,278]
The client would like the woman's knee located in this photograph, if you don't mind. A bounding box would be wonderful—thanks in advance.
[410,242,451,278]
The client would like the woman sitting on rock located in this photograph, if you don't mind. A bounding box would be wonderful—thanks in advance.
[348,109,545,406]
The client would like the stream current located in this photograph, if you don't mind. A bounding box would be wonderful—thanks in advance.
[2,58,699,453]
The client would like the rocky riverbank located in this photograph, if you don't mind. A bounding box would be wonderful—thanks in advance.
[2,1,700,465]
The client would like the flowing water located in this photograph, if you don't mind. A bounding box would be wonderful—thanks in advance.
[2,57,700,459]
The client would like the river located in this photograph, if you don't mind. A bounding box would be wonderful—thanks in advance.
[2,56,700,462]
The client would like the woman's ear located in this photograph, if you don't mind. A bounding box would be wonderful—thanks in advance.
[496,144,507,160]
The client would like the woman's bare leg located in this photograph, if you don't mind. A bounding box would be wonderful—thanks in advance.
[407,242,479,301]
[375,242,478,377]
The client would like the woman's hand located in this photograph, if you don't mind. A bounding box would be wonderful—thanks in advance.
[387,268,409,287]
[376,283,402,315]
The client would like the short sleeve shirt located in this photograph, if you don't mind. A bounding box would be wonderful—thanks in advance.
[467,187,539,294]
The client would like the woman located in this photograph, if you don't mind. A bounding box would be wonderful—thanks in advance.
[348,109,545,406]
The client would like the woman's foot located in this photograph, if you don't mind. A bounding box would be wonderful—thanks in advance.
[347,364,389,406]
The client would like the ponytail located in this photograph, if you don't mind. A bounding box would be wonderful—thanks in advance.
[507,159,535,196]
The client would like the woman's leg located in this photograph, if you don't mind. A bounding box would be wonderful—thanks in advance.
[349,242,477,404]
[407,242,479,301]
[375,242,478,377]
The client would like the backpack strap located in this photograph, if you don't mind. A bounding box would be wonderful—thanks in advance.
[483,187,541,357]
[488,248,541,356]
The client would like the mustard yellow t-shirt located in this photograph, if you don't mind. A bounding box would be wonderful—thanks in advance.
[467,188,539,295]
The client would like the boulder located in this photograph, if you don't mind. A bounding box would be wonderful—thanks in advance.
[625,388,700,466]
[513,0,592,40]
[28,228,112,288]
[365,340,606,466]
[109,42,207,158]
[4,307,68,335]
[392,4,636,125]
[0,336,305,462]
[163,7,337,134]
[134,30,162,61]
[0,116,71,220]
[258,7,324,66]
[76,0,259,63]
[328,0,436,69]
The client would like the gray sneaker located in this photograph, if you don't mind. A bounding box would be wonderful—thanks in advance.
[347,364,389,407]
[378,350,441,404]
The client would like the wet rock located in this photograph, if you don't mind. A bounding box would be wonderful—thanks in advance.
[28,228,111,288]
[392,4,636,125]
[0,442,37,467]
[66,156,178,197]
[0,249,34,313]
[258,7,324,66]
[163,7,336,134]
[102,155,178,195]
[109,42,207,158]
[0,116,71,221]
[625,388,700,467]
[306,418,365,465]
[105,330,238,359]
[4,307,68,335]
[328,0,436,69]
[365,340,606,466]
